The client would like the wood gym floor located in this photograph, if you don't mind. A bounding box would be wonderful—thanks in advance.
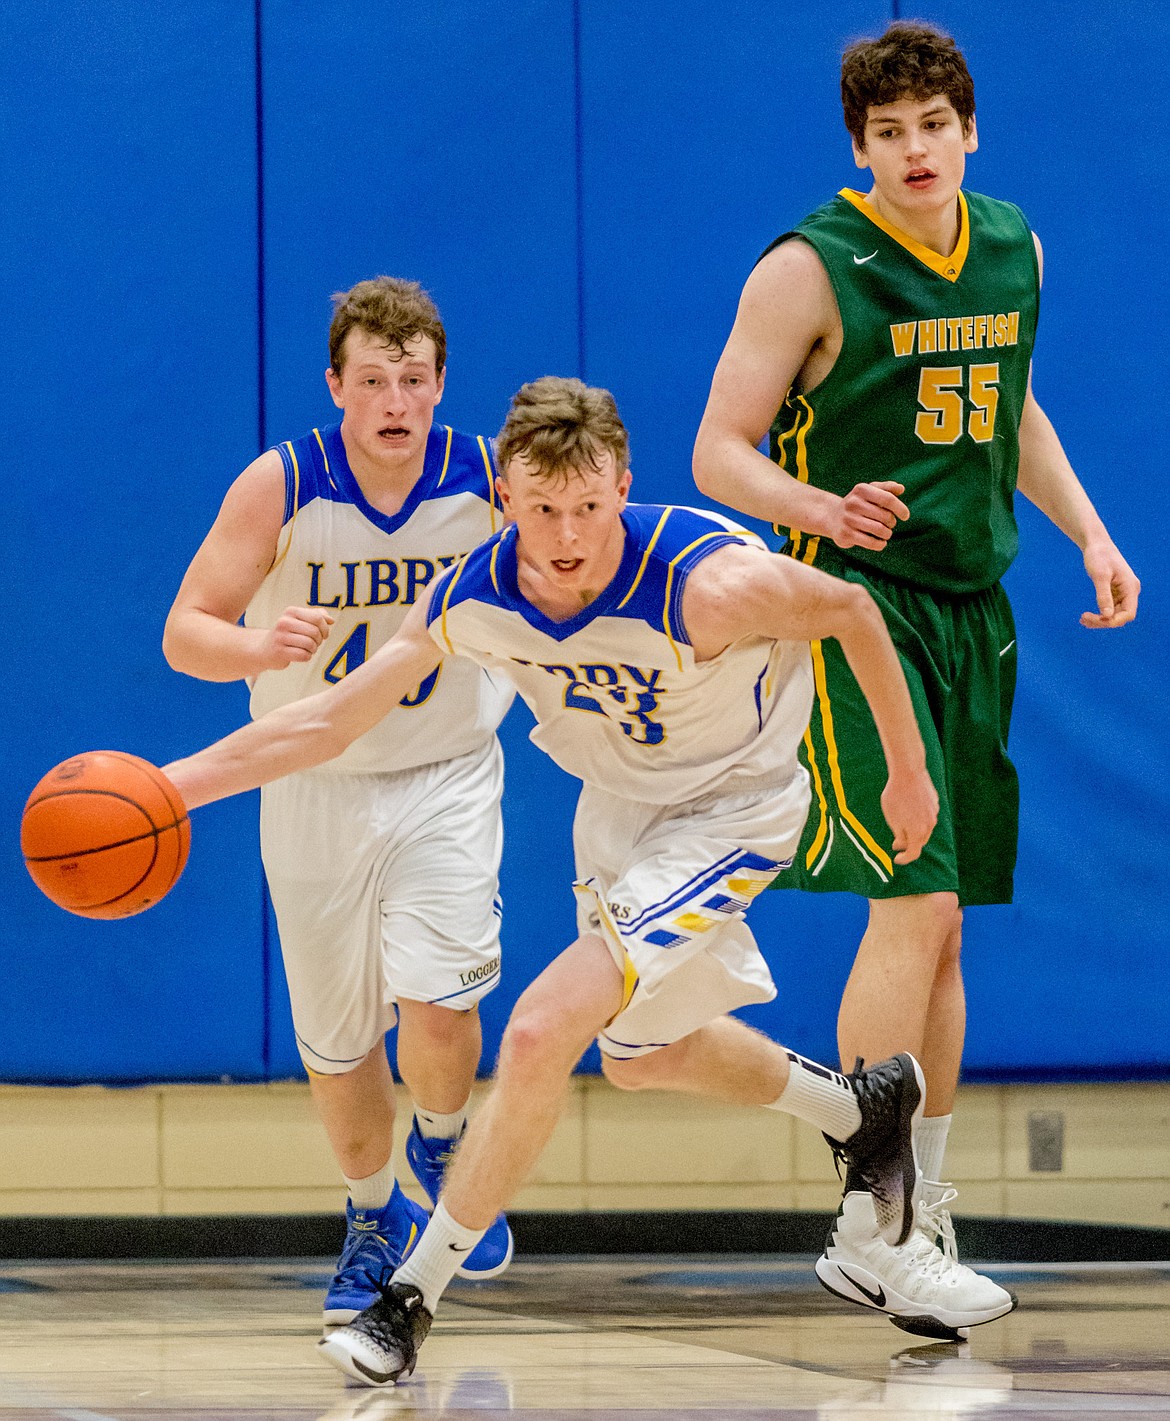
[0,1254,1166,1419]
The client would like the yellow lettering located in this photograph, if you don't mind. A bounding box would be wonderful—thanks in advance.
[961,316,975,349]
[974,315,988,348]
[918,319,937,354]
[889,322,917,357]
[1007,310,1020,344]
[994,314,1008,345]
[947,317,963,348]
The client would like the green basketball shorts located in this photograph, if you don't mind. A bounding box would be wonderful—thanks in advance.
[774,549,1019,906]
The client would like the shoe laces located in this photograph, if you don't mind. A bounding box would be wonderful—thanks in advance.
[903,1182,963,1282]
[336,1225,395,1285]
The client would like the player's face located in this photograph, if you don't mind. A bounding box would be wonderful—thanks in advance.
[853,95,977,221]
[326,328,445,470]
[499,451,632,599]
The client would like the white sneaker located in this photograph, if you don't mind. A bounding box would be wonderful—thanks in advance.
[815,1189,1016,1335]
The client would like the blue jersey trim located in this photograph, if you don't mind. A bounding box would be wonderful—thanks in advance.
[270,422,494,535]
[427,505,750,645]
[620,849,744,936]
[426,965,502,1005]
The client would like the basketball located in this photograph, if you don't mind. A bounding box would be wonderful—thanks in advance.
[21,751,190,919]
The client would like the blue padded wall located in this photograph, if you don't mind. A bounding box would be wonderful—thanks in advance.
[0,1,267,1079]
[907,1,1170,1075]
[4,0,1166,1083]
[577,1,1168,1078]
[577,0,885,501]
[257,0,582,1077]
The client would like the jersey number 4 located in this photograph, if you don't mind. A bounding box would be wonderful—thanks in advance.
[915,363,999,446]
[323,622,441,707]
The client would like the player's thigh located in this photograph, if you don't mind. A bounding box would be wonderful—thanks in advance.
[379,740,505,1009]
[944,584,1019,906]
[574,781,804,1059]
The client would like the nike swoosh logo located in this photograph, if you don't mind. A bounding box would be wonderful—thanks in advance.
[999,639,1016,656]
[448,1241,473,1253]
[838,1265,886,1308]
[853,250,879,265]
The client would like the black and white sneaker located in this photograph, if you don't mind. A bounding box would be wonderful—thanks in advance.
[317,1281,432,1387]
[815,1190,1017,1335]
[824,1053,925,1247]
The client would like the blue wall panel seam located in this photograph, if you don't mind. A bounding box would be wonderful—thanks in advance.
[572,0,587,379]
[255,0,267,453]
[256,0,271,1079]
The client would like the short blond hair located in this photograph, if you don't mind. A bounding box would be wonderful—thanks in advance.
[496,377,629,479]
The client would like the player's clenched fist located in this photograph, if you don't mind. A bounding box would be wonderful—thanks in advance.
[830,480,910,552]
[881,764,939,866]
[259,606,335,670]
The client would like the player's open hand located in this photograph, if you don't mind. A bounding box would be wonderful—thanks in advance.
[831,481,909,552]
[260,606,335,669]
[880,764,939,866]
[1081,538,1140,629]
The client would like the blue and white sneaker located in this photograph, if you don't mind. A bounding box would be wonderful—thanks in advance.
[323,1180,429,1325]
[405,1118,514,1280]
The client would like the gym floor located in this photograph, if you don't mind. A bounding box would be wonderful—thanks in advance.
[0,1254,1166,1418]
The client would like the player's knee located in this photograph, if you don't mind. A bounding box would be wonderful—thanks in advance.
[498,1009,568,1081]
[938,904,964,969]
[400,999,477,1048]
[871,891,961,958]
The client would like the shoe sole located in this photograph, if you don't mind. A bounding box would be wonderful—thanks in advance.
[455,1223,515,1281]
[318,1332,414,1387]
[890,1313,971,1342]
[322,1307,360,1326]
[815,1254,1017,1330]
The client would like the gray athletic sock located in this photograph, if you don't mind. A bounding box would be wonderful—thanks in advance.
[343,1157,395,1212]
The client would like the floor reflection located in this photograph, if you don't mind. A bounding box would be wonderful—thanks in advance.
[0,1256,1163,1419]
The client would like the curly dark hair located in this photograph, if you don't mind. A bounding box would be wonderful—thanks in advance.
[328,276,446,375]
[841,22,975,149]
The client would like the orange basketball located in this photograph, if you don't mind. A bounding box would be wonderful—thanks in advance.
[21,751,190,919]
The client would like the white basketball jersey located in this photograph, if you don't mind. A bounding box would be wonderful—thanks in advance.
[426,504,813,804]
[246,422,513,774]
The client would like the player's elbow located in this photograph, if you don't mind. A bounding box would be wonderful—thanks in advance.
[691,423,724,497]
[826,582,882,641]
[161,614,195,676]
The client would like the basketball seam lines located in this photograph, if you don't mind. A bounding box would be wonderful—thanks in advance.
[24,822,188,863]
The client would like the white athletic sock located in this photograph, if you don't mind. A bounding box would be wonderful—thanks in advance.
[917,1112,952,1183]
[394,1201,486,1314]
[414,1104,468,1142]
[343,1157,395,1212]
[767,1051,862,1142]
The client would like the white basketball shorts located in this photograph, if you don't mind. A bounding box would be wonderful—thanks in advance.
[260,737,504,1075]
[572,771,810,1059]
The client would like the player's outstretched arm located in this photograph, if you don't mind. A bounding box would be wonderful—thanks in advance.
[162,450,334,682]
[1017,383,1140,629]
[163,594,444,810]
[685,546,938,863]
[692,242,909,552]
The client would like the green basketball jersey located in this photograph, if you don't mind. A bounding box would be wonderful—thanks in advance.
[767,189,1039,593]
